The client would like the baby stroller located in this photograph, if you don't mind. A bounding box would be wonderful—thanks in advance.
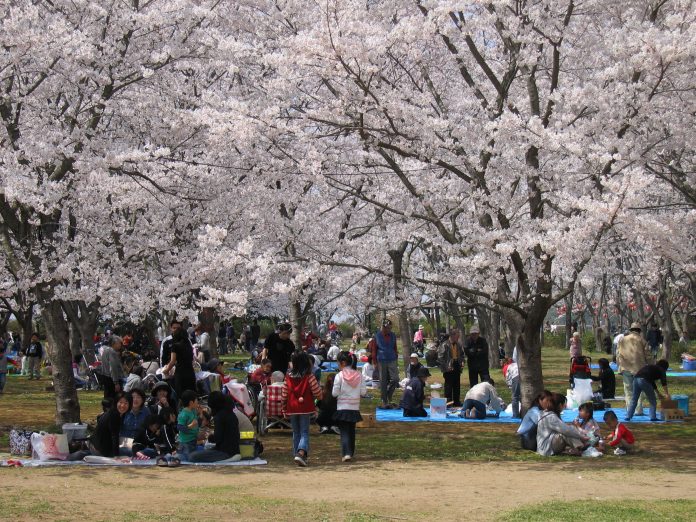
[569,355,591,387]
[256,383,291,434]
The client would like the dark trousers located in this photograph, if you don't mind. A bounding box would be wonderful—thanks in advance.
[189,449,231,462]
[99,374,116,399]
[462,399,486,419]
[403,406,427,417]
[468,365,489,387]
[443,365,461,405]
[337,420,357,457]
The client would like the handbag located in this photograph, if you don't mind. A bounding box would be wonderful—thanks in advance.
[9,429,33,456]
[31,431,69,461]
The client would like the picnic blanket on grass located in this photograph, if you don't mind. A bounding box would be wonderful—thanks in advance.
[1,457,267,468]
[376,407,681,424]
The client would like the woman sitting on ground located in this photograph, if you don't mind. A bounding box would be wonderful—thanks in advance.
[148,381,177,416]
[89,393,132,458]
[189,391,242,463]
[517,390,553,451]
[536,393,588,456]
[120,389,149,441]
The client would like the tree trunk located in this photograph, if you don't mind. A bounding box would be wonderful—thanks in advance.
[518,319,545,411]
[69,321,82,359]
[397,309,412,379]
[289,298,303,349]
[491,311,501,357]
[198,307,218,357]
[41,300,81,424]
[564,293,573,349]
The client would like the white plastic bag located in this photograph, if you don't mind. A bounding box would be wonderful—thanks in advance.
[582,446,602,458]
[573,378,594,404]
[31,431,69,461]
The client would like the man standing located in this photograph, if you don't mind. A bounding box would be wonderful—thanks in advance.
[646,324,663,361]
[463,325,489,387]
[616,322,650,415]
[26,333,43,380]
[99,335,125,399]
[437,329,464,406]
[250,319,261,347]
[262,322,295,373]
[193,325,211,363]
[217,322,228,356]
[160,320,184,367]
[372,319,399,409]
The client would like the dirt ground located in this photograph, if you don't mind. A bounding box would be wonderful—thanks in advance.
[2,458,696,521]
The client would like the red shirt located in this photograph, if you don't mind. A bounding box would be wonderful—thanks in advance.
[250,367,272,386]
[609,423,634,446]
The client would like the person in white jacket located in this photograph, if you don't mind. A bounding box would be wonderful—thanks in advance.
[332,351,368,462]
[460,379,505,419]
[536,394,588,456]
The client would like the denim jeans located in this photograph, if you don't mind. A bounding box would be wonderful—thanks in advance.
[379,360,399,405]
[621,371,645,412]
[178,441,197,462]
[626,377,657,420]
[460,399,486,419]
[510,377,521,418]
[290,414,311,456]
[337,421,357,457]
[189,449,230,462]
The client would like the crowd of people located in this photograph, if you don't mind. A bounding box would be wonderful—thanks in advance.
[1,316,680,466]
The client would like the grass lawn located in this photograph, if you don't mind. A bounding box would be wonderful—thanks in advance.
[0,342,695,521]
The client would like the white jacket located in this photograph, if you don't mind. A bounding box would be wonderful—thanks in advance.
[332,368,367,411]
[464,382,504,413]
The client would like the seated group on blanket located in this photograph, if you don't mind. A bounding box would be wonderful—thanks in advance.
[516,390,635,457]
[70,380,248,464]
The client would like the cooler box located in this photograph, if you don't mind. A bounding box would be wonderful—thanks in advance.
[62,423,88,442]
[430,397,447,419]
[673,394,690,416]
[682,360,696,371]
[239,430,257,459]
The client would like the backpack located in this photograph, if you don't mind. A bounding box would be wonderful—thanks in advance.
[284,374,314,414]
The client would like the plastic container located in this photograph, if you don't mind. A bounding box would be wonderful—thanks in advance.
[62,423,88,442]
[672,394,690,416]
[682,360,696,371]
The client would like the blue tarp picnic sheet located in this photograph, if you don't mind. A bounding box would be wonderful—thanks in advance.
[667,371,696,377]
[1,457,268,468]
[376,407,680,424]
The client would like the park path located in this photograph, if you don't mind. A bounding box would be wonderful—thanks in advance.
[2,459,696,520]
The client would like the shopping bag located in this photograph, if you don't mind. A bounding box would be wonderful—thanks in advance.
[9,429,33,456]
[31,432,69,461]
[572,378,594,404]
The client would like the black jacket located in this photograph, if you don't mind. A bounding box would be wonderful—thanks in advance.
[132,426,160,455]
[90,408,122,458]
[400,377,425,410]
[464,336,489,368]
[592,368,616,398]
[210,408,240,457]
[408,362,423,379]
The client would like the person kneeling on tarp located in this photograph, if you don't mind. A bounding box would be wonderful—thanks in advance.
[459,378,505,419]
[400,367,431,417]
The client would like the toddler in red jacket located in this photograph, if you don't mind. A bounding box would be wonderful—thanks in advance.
[603,410,635,455]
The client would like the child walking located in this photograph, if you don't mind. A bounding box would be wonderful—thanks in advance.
[281,351,322,467]
[332,351,367,462]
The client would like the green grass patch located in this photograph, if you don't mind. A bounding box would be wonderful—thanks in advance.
[499,499,696,521]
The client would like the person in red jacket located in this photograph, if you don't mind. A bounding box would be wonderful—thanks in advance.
[281,351,322,467]
[249,359,273,386]
[603,410,635,455]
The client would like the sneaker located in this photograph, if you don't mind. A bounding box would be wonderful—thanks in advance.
[294,454,307,467]
[319,426,329,434]
[342,455,352,462]
[331,426,341,435]
[220,454,242,463]
[614,448,627,456]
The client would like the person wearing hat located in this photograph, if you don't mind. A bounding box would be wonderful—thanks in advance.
[400,367,430,417]
[373,319,399,409]
[464,325,490,387]
[412,325,425,355]
[407,353,424,379]
[436,329,464,406]
[262,322,295,374]
[148,380,177,415]
[616,322,650,414]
